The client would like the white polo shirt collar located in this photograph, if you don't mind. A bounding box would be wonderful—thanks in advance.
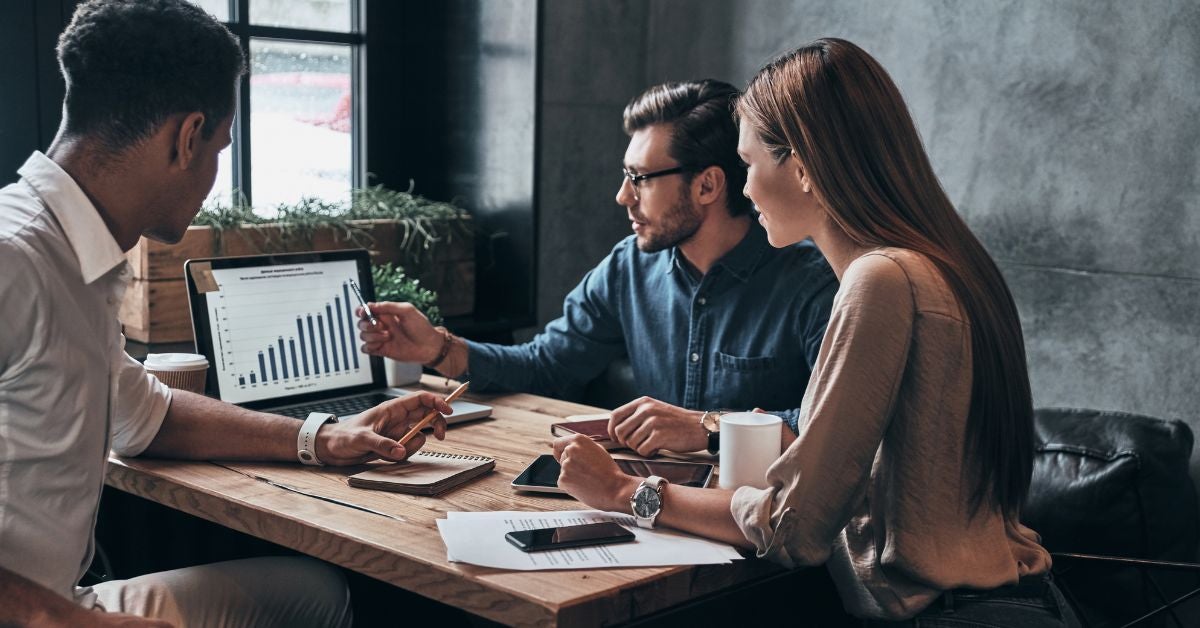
[17,151,126,285]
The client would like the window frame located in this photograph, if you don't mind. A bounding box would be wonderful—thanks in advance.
[216,0,366,207]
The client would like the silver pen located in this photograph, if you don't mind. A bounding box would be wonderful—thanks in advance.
[348,278,378,326]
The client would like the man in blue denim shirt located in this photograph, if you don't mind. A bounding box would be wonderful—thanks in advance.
[360,80,836,456]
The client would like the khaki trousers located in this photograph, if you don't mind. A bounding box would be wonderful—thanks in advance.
[92,556,352,628]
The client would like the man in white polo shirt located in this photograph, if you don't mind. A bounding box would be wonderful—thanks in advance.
[0,2,451,626]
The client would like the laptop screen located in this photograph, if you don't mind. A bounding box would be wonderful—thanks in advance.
[186,250,383,407]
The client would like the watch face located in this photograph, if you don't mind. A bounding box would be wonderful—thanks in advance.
[701,411,721,432]
[632,485,662,517]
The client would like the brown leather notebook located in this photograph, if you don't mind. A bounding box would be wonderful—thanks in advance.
[348,451,495,496]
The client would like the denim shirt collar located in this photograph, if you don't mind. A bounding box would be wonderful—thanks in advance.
[666,223,771,283]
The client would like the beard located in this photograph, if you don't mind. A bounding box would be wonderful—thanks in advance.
[635,192,703,253]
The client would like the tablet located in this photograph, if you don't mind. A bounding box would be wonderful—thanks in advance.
[511,454,715,493]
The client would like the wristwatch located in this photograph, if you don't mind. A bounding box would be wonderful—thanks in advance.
[700,410,726,455]
[631,475,668,529]
[297,412,338,465]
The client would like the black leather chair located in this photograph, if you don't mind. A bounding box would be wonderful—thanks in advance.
[1024,408,1200,627]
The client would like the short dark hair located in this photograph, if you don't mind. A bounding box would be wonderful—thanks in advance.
[57,0,246,152]
[622,80,751,217]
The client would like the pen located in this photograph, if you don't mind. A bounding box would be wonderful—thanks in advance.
[398,381,470,446]
[348,278,378,326]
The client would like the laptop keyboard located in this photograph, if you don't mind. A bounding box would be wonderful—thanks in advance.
[275,393,399,419]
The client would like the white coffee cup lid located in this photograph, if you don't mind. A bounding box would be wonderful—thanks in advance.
[144,353,209,371]
[721,412,782,428]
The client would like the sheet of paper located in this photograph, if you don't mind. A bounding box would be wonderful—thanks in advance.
[437,510,743,570]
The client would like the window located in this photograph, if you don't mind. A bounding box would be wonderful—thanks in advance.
[193,0,362,215]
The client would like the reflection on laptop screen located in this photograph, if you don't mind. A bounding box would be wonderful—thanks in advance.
[203,259,373,404]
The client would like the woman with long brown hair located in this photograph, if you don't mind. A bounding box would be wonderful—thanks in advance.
[553,38,1077,626]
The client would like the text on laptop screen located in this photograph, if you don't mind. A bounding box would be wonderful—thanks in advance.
[204,259,374,404]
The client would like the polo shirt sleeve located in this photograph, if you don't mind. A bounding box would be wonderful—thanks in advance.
[109,340,172,456]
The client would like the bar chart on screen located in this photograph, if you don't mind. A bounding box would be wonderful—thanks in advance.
[204,259,374,404]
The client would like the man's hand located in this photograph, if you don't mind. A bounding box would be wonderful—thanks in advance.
[357,302,443,364]
[314,392,452,465]
[607,396,708,456]
[553,434,640,513]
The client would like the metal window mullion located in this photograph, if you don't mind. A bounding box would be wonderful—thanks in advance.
[230,0,252,206]
[351,0,364,191]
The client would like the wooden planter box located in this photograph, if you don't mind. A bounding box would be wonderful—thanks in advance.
[119,218,475,343]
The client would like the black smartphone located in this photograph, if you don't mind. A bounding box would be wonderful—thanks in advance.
[511,454,715,493]
[504,521,636,552]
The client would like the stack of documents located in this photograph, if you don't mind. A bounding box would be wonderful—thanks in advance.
[436,510,743,570]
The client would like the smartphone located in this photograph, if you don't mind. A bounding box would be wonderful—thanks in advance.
[511,454,715,493]
[504,521,636,552]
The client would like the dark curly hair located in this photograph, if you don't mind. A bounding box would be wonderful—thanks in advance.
[57,0,245,152]
[622,80,752,217]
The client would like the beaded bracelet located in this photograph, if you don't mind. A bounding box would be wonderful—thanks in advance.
[425,326,454,369]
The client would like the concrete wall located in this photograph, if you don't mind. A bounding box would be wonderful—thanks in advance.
[536,0,1200,512]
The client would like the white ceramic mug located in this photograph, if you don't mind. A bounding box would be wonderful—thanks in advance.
[718,412,782,490]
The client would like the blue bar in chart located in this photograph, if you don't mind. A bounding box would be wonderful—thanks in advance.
[335,296,350,370]
[268,347,278,381]
[258,351,266,382]
[341,283,359,369]
[278,337,289,379]
[296,318,310,376]
[250,373,256,385]
[326,304,340,372]
[289,338,299,378]
[318,315,330,373]
[307,315,319,375]
[238,375,245,386]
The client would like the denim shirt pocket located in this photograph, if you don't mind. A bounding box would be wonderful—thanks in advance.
[713,351,793,408]
[715,352,778,372]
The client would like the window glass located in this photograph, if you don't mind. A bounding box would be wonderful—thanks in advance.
[250,0,351,33]
[188,0,229,22]
[249,39,352,212]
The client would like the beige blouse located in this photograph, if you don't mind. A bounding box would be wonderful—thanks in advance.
[730,248,1051,620]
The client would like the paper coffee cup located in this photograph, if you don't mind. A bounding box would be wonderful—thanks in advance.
[144,353,209,394]
[719,412,782,490]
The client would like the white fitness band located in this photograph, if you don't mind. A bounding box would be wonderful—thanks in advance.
[298,412,337,465]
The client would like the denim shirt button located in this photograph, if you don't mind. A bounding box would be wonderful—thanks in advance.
[690,352,700,363]
[697,297,707,306]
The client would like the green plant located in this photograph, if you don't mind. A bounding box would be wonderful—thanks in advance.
[193,182,472,262]
[371,262,442,325]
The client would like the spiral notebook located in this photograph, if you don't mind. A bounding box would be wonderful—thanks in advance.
[348,451,496,496]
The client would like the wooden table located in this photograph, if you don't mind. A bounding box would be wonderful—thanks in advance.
[105,376,783,627]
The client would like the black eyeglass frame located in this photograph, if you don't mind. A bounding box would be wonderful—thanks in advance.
[622,166,688,197]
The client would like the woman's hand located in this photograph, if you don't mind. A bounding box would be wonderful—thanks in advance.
[552,434,640,513]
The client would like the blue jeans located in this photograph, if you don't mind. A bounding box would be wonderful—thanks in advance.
[865,576,1081,628]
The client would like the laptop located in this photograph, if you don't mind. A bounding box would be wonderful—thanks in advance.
[184,249,491,425]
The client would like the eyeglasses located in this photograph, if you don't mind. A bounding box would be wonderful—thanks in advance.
[622,165,687,199]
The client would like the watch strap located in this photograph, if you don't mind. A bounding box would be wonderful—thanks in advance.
[706,429,720,455]
[298,412,337,466]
